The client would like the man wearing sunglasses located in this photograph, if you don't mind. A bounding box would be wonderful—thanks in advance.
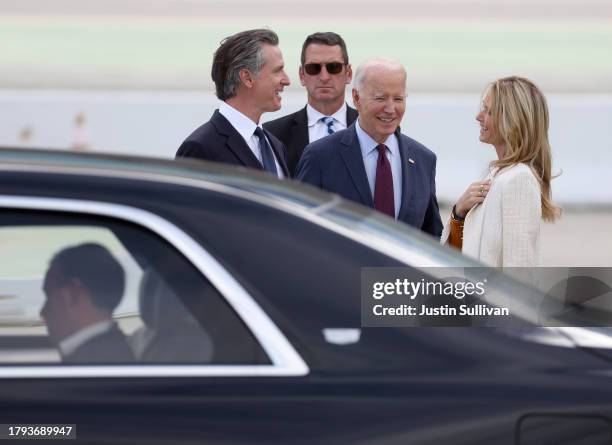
[296,58,443,238]
[264,32,357,177]
[176,29,290,178]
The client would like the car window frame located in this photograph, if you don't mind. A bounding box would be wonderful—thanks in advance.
[0,195,309,379]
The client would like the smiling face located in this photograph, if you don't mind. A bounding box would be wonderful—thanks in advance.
[252,44,291,114]
[476,93,500,146]
[299,44,352,111]
[352,65,406,144]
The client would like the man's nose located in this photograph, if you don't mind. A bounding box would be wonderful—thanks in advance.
[319,67,331,81]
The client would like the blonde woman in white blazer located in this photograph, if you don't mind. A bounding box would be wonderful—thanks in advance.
[442,77,561,267]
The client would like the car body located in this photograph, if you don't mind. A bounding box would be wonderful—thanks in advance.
[1,148,611,444]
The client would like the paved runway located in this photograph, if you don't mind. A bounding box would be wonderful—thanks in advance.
[1,0,611,91]
[2,0,612,20]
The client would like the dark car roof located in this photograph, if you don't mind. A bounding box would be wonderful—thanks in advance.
[0,147,469,268]
[3,147,607,369]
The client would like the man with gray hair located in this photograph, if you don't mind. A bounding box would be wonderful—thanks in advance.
[176,29,291,177]
[296,58,442,237]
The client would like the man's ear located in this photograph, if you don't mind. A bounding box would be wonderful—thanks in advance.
[352,88,361,110]
[298,66,306,86]
[345,64,353,84]
[65,278,87,306]
[239,68,255,89]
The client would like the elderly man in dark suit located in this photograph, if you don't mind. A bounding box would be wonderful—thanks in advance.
[264,32,357,177]
[176,29,291,178]
[296,58,443,237]
[41,243,134,363]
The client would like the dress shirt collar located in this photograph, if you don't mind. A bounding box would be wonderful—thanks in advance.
[59,319,114,357]
[219,102,260,144]
[306,102,348,128]
[355,118,398,157]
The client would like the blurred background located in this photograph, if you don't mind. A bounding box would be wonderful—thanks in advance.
[1,0,611,265]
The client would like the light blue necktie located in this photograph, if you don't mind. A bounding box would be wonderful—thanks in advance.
[253,127,278,175]
[321,117,335,134]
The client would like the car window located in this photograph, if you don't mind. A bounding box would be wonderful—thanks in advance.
[160,193,592,374]
[161,197,422,371]
[0,209,269,365]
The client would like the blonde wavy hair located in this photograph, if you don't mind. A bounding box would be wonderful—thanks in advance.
[486,76,561,222]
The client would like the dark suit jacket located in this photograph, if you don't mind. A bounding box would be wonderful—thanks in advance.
[63,324,135,364]
[295,124,443,237]
[176,110,290,177]
[263,105,358,177]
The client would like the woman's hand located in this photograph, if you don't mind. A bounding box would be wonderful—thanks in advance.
[454,180,491,218]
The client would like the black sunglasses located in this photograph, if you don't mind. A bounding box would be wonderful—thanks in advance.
[303,62,345,75]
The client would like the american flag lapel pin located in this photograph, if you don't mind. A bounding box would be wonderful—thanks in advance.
[408,158,415,164]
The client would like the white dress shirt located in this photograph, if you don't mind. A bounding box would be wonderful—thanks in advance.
[219,102,284,178]
[355,119,402,218]
[307,103,348,143]
[59,319,114,357]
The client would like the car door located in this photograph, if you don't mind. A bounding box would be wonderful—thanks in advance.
[0,196,318,443]
[2,168,612,445]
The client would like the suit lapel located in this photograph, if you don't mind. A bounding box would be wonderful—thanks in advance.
[290,107,309,155]
[211,110,263,169]
[396,131,416,221]
[340,125,374,207]
[346,106,359,126]
[264,128,290,177]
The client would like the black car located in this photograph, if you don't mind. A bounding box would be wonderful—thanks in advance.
[1,148,611,444]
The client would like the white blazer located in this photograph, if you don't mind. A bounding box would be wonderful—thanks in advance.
[441,163,542,267]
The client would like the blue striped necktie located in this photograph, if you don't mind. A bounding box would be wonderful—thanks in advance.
[253,127,278,175]
[321,117,335,134]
